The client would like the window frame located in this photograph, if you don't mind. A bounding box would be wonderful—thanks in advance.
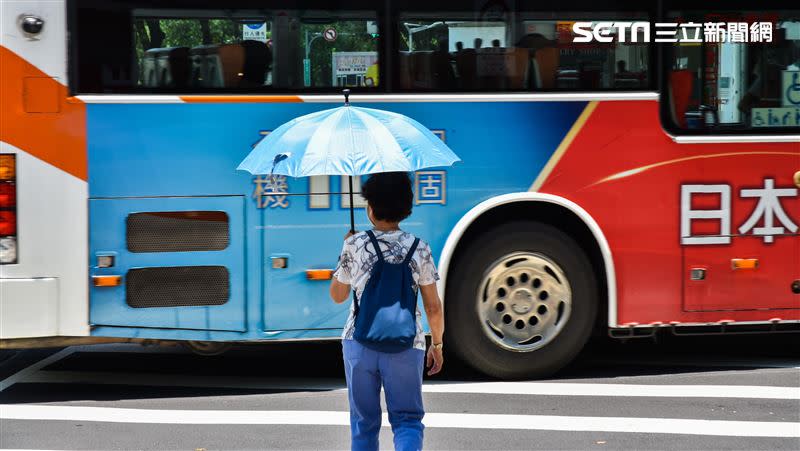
[67,0,389,95]
[68,0,662,96]
[658,0,800,137]
[388,0,657,94]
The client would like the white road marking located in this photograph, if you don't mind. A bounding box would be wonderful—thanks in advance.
[421,381,800,400]
[18,370,800,400]
[1,406,798,438]
[0,348,76,392]
[591,356,800,370]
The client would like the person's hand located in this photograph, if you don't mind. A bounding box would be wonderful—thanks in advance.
[426,344,443,376]
[344,230,356,241]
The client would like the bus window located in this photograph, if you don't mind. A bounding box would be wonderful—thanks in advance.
[395,5,649,92]
[275,15,380,89]
[136,17,273,90]
[664,9,800,132]
[72,1,381,93]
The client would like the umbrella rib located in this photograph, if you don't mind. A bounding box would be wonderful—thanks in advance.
[345,107,359,175]
[354,107,391,174]
[361,108,396,174]
[307,108,341,175]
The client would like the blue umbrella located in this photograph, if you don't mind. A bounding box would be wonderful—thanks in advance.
[238,90,460,231]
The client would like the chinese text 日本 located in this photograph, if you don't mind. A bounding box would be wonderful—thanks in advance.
[681,178,798,245]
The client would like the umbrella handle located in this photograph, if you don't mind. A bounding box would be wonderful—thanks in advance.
[343,89,350,106]
[349,176,355,233]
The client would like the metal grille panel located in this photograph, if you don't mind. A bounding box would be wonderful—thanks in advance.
[127,211,229,253]
[126,266,229,308]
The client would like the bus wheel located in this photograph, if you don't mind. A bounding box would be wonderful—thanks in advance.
[182,341,232,356]
[447,221,597,379]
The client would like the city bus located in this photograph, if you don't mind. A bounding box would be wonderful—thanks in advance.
[1,0,798,379]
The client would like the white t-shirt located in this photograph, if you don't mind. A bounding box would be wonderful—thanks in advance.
[333,229,439,351]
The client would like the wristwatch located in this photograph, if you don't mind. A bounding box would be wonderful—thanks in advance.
[431,342,443,350]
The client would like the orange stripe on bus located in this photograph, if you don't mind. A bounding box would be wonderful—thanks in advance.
[0,46,87,181]
[180,95,303,103]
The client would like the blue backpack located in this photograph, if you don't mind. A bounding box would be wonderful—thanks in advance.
[353,230,420,353]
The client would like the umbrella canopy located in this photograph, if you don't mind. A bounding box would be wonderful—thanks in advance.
[238,93,460,232]
[237,105,460,177]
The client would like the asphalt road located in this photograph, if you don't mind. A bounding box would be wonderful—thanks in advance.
[1,334,799,450]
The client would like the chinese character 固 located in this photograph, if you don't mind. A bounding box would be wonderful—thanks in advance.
[415,171,447,205]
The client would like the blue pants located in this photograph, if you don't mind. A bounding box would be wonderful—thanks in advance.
[342,339,425,451]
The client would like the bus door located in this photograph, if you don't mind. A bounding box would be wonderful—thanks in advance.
[261,176,355,332]
[667,10,800,311]
[89,197,247,331]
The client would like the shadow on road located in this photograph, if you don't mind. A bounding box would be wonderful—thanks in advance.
[1,333,798,404]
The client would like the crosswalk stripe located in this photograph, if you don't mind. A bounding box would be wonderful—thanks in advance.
[421,381,800,399]
[20,370,800,400]
[589,356,800,369]
[1,406,798,438]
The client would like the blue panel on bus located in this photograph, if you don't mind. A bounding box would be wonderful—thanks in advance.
[86,101,586,340]
[89,196,247,332]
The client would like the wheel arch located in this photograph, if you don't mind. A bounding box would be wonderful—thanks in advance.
[437,193,618,328]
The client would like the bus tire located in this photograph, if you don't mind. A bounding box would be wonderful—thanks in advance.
[183,341,232,356]
[446,221,598,379]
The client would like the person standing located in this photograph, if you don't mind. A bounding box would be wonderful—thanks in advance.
[330,172,445,451]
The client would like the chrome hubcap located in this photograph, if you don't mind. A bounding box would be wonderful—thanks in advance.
[477,252,572,352]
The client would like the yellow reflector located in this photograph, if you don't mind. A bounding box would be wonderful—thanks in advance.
[93,275,122,287]
[0,155,15,181]
[306,269,334,281]
[731,258,759,270]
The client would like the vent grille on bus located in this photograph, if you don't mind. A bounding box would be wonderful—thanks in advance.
[126,266,229,308]
[126,211,229,253]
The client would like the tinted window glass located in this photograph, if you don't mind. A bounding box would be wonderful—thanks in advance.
[395,10,650,91]
[665,9,800,132]
[72,1,380,93]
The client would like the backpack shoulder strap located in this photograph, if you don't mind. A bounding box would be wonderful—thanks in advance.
[366,230,384,262]
[403,237,421,265]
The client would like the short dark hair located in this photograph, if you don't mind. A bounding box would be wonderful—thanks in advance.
[360,172,413,223]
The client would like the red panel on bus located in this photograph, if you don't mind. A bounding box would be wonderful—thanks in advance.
[538,100,800,325]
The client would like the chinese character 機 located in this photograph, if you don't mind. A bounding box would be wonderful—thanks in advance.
[253,175,290,209]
